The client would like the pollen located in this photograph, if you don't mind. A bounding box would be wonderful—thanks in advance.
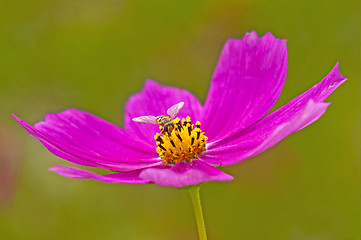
[154,117,207,164]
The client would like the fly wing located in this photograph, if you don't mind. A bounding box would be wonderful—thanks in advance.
[167,102,184,119]
[132,115,158,124]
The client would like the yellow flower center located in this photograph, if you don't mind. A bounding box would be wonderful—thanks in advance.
[154,116,208,164]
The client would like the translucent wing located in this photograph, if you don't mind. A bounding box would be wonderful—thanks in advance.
[167,102,184,120]
[132,115,158,124]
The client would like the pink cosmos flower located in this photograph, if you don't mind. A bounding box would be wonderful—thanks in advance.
[13,31,346,188]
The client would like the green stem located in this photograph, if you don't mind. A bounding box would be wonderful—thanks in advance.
[188,185,207,240]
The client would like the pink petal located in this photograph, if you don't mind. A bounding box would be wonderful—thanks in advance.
[13,110,163,171]
[202,100,329,165]
[49,165,150,184]
[124,80,203,146]
[202,63,346,165]
[202,31,287,141]
[139,160,233,187]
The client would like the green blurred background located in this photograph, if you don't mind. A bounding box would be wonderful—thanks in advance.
[0,0,360,239]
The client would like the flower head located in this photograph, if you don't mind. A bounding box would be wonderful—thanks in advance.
[14,31,346,187]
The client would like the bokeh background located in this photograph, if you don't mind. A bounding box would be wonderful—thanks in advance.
[0,0,360,239]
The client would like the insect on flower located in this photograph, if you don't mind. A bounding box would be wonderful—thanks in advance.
[13,31,346,188]
[132,102,184,134]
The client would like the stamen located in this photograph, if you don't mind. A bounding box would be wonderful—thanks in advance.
[154,133,164,144]
[176,133,183,142]
[170,139,176,148]
[154,117,208,165]
[157,142,166,151]
[187,123,192,136]
[176,121,183,130]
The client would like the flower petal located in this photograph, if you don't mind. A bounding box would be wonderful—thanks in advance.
[13,110,163,171]
[202,63,346,165]
[202,31,287,141]
[49,165,150,184]
[139,160,233,187]
[202,100,329,165]
[124,80,203,146]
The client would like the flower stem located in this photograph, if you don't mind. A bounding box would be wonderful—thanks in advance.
[188,185,207,240]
